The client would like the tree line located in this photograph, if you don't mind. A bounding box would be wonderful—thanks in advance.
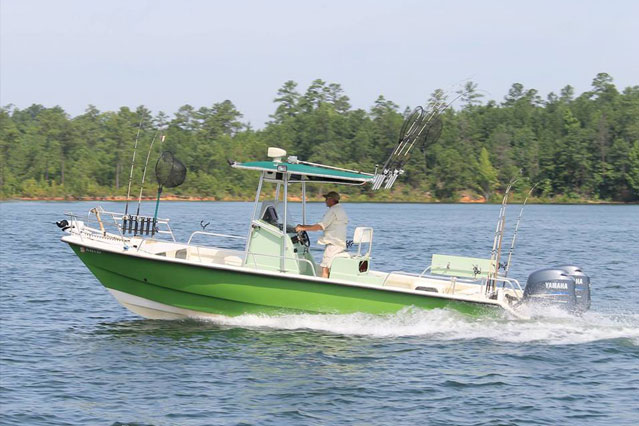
[1,72,638,202]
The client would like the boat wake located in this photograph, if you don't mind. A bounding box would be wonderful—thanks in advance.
[201,307,639,345]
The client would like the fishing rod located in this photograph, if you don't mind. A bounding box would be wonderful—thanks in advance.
[372,92,459,190]
[503,183,538,277]
[124,119,144,219]
[388,97,450,169]
[135,131,163,218]
[489,180,514,263]
[488,177,518,293]
[399,93,460,159]
[373,106,435,190]
[374,108,427,190]
[373,106,428,190]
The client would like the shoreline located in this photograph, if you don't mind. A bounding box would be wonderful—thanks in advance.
[1,195,633,205]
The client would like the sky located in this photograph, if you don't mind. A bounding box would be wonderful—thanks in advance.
[1,0,638,127]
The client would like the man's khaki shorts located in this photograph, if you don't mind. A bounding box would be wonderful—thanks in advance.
[320,244,345,268]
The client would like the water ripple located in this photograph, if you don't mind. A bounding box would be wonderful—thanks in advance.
[2,202,639,425]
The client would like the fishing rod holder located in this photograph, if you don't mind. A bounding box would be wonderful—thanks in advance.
[122,215,159,236]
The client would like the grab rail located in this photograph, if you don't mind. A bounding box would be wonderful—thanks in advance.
[418,266,432,277]
[496,276,523,294]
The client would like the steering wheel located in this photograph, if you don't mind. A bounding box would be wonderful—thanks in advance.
[297,230,310,248]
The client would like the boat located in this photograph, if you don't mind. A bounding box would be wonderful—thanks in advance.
[57,105,591,321]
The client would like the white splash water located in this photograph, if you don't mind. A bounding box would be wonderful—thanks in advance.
[202,308,639,345]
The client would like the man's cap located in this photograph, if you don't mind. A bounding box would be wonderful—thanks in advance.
[323,191,340,201]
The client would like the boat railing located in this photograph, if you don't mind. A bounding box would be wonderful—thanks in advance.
[63,212,89,243]
[245,252,317,277]
[419,264,523,293]
[382,269,523,296]
[64,209,128,243]
[64,207,175,243]
[493,276,523,294]
[187,231,246,246]
[384,270,482,287]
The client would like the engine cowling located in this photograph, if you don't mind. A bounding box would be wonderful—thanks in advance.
[556,265,591,313]
[524,268,577,310]
[523,266,590,313]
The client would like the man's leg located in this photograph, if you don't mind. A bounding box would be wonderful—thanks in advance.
[320,245,336,278]
[320,245,345,278]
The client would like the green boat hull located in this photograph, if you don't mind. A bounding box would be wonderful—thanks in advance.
[69,243,498,318]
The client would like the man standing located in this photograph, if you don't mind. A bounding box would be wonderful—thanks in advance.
[295,191,348,278]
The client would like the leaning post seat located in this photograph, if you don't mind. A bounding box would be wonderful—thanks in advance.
[330,227,374,280]
[352,227,373,257]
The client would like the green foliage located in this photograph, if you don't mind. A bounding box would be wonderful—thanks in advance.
[627,141,639,196]
[477,147,498,199]
[1,74,638,202]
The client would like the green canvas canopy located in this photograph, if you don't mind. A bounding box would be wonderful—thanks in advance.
[231,161,374,185]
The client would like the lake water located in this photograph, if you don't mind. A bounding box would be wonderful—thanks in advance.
[1,201,638,425]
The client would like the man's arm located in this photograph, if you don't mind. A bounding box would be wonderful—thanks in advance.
[295,223,323,232]
[296,209,333,233]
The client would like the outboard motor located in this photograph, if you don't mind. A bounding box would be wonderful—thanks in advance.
[523,266,591,314]
[523,268,577,311]
[557,265,591,313]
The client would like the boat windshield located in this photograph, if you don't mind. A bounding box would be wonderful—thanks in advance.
[262,205,279,226]
[258,200,300,231]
